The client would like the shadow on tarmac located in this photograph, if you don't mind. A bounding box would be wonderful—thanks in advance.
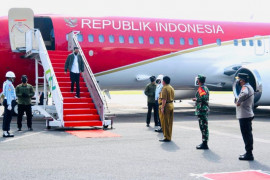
[202,149,221,163]
[161,141,180,152]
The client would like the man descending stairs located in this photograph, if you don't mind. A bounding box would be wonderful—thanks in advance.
[48,50,103,127]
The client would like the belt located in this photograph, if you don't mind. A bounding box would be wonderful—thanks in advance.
[159,101,173,105]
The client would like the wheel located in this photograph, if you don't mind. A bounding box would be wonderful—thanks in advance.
[103,125,109,129]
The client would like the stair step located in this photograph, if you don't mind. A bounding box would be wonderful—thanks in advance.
[53,67,66,72]
[59,82,86,87]
[50,59,66,63]
[52,63,65,68]
[61,87,88,92]
[64,103,95,109]
[64,114,100,121]
[57,77,84,81]
[55,72,70,77]
[62,92,90,97]
[63,97,93,103]
[64,109,98,115]
[64,120,102,127]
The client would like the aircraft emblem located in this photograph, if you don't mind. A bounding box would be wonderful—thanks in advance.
[64,18,78,28]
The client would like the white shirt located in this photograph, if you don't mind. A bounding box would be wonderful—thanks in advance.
[71,54,79,73]
[155,84,163,101]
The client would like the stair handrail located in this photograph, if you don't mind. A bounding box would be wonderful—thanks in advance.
[32,29,64,125]
[68,32,105,122]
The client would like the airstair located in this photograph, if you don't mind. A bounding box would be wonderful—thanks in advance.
[8,8,112,129]
[25,29,112,129]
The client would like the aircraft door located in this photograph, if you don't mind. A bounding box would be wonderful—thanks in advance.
[8,8,34,52]
[254,37,265,55]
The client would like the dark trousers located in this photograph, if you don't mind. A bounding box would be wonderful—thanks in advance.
[17,104,32,129]
[155,101,161,126]
[70,72,80,97]
[2,99,13,131]
[239,117,254,154]
[146,102,158,125]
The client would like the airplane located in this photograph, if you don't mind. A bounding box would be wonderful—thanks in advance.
[0,8,270,109]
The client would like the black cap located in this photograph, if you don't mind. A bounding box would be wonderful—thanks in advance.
[237,73,249,82]
[150,76,156,82]
[21,75,28,79]
[74,47,79,50]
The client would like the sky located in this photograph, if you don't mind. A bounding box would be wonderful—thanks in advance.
[1,0,270,22]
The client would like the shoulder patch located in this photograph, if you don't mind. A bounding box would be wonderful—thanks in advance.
[198,87,206,97]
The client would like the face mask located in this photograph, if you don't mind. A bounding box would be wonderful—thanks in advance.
[22,78,27,84]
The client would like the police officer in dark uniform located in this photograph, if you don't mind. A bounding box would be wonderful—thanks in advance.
[16,75,35,131]
[235,73,255,161]
[192,75,210,149]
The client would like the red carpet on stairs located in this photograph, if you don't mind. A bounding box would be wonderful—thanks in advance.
[48,50,103,127]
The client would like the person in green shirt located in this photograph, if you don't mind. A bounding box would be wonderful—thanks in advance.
[144,76,157,127]
[16,75,35,131]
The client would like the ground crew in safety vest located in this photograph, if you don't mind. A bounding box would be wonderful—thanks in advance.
[235,73,255,161]
[2,71,16,138]
[16,75,35,131]
[158,76,174,142]
[192,75,210,149]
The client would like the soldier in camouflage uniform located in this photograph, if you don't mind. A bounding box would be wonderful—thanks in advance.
[192,75,210,149]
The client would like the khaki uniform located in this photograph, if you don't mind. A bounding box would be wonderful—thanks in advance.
[158,84,175,141]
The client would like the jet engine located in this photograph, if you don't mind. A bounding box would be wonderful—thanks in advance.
[233,61,270,106]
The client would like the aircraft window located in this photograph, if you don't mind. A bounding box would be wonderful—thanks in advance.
[257,40,262,47]
[188,38,194,45]
[99,35,105,43]
[216,39,221,46]
[88,34,94,42]
[129,36,134,44]
[180,38,185,45]
[249,40,254,46]
[198,38,203,46]
[139,36,144,44]
[119,35,125,43]
[169,37,175,45]
[242,39,246,46]
[109,35,115,43]
[159,37,164,45]
[77,34,83,42]
[234,40,238,46]
[149,37,154,44]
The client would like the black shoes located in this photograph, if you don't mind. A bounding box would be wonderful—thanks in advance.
[196,142,209,150]
[3,131,14,138]
[159,139,171,142]
[239,153,254,161]
[146,124,150,127]
[18,128,22,131]
[28,127,33,131]
[155,128,163,133]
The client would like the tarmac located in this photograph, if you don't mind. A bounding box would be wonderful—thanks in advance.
[0,92,270,180]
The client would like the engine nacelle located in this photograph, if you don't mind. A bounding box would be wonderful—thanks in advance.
[233,61,270,106]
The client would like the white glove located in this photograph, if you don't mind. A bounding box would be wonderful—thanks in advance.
[7,105,12,111]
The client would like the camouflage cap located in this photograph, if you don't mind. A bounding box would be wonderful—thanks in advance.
[197,74,206,83]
